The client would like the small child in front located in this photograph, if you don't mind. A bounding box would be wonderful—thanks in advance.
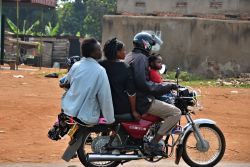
[148,54,181,134]
[148,54,175,104]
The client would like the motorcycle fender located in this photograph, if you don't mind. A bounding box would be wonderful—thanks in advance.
[179,119,216,144]
[62,134,83,162]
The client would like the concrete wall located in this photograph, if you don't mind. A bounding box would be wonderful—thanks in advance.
[102,15,250,76]
[117,0,250,15]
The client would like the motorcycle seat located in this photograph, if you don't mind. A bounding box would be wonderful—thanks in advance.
[115,113,136,122]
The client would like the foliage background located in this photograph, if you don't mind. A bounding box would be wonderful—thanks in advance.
[3,0,117,40]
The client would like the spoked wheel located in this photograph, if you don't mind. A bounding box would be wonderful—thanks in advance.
[77,131,122,167]
[182,124,226,167]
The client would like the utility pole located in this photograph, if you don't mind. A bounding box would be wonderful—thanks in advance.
[16,0,19,70]
[0,0,4,65]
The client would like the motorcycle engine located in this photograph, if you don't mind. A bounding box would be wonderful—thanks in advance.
[91,136,120,154]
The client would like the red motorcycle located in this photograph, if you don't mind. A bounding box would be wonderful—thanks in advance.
[60,69,226,167]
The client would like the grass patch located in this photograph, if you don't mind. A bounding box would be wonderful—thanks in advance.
[162,71,250,88]
[36,69,250,88]
[162,71,204,81]
[218,83,250,89]
[237,84,250,88]
[181,80,217,87]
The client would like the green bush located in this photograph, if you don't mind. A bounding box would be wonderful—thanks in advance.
[162,71,204,81]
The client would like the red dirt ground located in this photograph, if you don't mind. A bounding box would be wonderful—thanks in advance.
[0,68,250,163]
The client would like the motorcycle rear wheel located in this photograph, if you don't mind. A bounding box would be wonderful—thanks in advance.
[182,124,226,167]
[77,130,122,167]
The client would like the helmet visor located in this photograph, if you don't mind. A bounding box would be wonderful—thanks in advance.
[152,34,163,52]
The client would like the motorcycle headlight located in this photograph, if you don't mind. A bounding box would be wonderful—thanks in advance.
[189,91,197,99]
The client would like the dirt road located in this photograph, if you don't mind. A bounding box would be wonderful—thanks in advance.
[0,68,250,163]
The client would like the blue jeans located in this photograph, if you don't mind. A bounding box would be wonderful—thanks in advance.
[157,92,175,104]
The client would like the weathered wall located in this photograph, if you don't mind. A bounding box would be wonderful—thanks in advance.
[102,15,250,76]
[30,37,70,67]
[117,0,250,15]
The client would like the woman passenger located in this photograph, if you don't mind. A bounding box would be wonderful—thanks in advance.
[99,38,141,121]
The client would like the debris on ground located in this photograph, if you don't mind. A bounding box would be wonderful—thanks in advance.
[45,73,59,78]
[13,75,24,78]
[216,73,250,86]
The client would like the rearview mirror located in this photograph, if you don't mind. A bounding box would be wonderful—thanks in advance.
[175,67,180,79]
[159,64,167,74]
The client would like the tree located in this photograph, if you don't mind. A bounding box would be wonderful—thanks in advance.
[58,0,117,39]
[3,0,117,39]
[3,5,58,34]
[83,0,116,39]
[57,0,86,35]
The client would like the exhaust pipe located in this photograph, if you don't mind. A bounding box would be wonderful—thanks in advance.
[87,154,143,162]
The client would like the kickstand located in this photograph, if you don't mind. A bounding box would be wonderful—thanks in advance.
[175,144,183,164]
[120,160,131,165]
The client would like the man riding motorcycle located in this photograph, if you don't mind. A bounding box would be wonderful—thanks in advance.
[124,32,181,155]
[62,38,115,125]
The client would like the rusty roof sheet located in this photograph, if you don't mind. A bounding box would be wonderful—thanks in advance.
[3,0,57,8]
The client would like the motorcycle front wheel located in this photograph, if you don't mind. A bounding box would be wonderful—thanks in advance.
[182,124,226,167]
[77,130,123,167]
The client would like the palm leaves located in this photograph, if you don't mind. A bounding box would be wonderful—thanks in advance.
[6,18,19,34]
[6,18,60,36]
[6,18,40,35]
[45,22,60,36]
[25,20,40,35]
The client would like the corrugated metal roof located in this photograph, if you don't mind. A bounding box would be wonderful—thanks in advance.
[3,0,57,8]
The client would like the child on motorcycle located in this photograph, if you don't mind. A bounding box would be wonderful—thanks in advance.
[148,54,175,104]
[148,54,182,134]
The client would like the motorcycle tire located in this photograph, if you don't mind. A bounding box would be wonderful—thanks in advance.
[182,124,226,167]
